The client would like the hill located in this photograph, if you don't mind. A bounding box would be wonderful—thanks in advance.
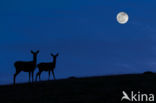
[0,73,156,103]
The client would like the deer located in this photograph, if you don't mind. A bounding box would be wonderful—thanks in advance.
[36,53,59,81]
[13,50,39,85]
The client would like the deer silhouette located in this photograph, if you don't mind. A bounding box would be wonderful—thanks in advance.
[36,53,59,81]
[13,50,39,84]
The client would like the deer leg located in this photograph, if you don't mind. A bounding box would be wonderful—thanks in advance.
[29,72,31,83]
[48,70,50,80]
[32,71,34,83]
[36,72,39,81]
[13,70,20,85]
[36,71,41,81]
[39,72,41,81]
[52,70,55,80]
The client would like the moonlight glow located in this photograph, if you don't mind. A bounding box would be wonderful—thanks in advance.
[116,12,129,24]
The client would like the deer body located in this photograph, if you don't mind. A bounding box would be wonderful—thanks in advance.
[14,50,39,85]
[36,53,59,81]
[14,61,36,72]
[38,63,54,71]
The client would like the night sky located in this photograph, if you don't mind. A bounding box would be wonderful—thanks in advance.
[0,0,156,85]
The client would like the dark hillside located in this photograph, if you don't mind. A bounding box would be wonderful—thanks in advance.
[0,73,156,103]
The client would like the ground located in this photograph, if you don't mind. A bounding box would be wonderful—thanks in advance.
[0,73,156,103]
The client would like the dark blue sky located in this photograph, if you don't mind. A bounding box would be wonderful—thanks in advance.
[0,0,156,84]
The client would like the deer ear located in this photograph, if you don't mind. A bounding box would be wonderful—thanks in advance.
[56,53,59,56]
[31,50,34,54]
[51,53,54,56]
[36,50,39,54]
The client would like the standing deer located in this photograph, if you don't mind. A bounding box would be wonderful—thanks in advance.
[14,50,39,85]
[36,53,59,81]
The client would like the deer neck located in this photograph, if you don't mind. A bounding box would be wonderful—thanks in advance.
[52,58,57,67]
[33,56,37,66]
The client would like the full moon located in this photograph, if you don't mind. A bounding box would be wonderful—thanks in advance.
[116,12,129,24]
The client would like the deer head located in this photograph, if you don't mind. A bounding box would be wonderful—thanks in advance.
[31,50,39,55]
[51,53,59,58]
[31,50,39,63]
